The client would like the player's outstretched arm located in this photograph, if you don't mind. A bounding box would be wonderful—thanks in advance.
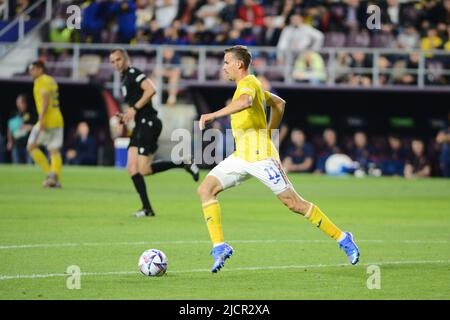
[266,91,286,131]
[199,94,252,130]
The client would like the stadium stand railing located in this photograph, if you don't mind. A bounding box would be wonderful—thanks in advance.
[0,42,449,106]
[0,0,52,52]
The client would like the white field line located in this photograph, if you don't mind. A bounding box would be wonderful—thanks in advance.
[0,239,448,250]
[0,259,449,281]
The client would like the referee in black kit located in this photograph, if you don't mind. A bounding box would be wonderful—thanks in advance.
[110,48,199,217]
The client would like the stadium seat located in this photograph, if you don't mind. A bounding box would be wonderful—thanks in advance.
[345,31,370,48]
[205,56,221,79]
[324,32,346,48]
[426,60,445,84]
[79,54,101,80]
[52,54,72,78]
[94,56,114,83]
[370,32,395,48]
[180,56,198,79]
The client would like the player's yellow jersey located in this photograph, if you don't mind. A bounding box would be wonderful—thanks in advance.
[231,75,279,162]
[33,74,64,128]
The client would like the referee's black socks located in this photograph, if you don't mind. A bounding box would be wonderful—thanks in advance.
[151,161,183,174]
[131,173,152,211]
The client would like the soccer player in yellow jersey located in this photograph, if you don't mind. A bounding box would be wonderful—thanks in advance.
[27,61,64,188]
[198,46,360,273]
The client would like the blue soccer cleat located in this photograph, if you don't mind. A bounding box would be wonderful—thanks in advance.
[210,243,234,273]
[338,232,360,265]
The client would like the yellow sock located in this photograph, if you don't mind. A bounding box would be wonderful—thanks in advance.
[50,152,62,179]
[202,200,224,245]
[30,148,51,175]
[306,204,344,241]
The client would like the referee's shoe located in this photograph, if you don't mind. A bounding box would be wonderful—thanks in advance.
[133,208,155,218]
[185,161,200,182]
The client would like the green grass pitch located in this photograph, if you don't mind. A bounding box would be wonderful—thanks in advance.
[0,165,449,300]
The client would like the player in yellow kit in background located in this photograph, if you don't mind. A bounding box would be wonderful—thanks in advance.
[27,60,64,188]
[197,46,360,273]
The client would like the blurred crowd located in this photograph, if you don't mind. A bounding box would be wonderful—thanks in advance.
[2,0,449,176]
[4,0,450,90]
[207,116,450,178]
[33,0,450,87]
[277,127,447,178]
[1,92,449,178]
[37,0,450,49]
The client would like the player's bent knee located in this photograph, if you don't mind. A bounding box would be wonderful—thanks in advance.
[49,149,60,156]
[197,183,213,201]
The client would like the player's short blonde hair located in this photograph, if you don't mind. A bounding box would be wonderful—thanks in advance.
[224,45,252,70]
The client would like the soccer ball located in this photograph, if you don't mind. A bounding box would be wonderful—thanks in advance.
[138,249,168,277]
[325,154,355,176]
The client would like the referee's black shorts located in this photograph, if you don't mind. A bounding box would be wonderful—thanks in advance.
[129,115,162,156]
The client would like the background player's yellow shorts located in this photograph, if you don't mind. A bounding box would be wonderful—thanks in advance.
[208,154,292,195]
[27,125,64,150]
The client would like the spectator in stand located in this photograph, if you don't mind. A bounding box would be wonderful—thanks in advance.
[381,134,408,176]
[419,0,445,30]
[80,0,110,43]
[276,13,324,62]
[0,0,7,20]
[436,114,450,177]
[110,0,137,44]
[152,47,181,106]
[397,24,420,50]
[349,51,372,74]
[15,0,30,19]
[136,0,155,30]
[421,27,443,52]
[155,0,178,29]
[6,94,34,164]
[49,15,78,56]
[380,0,415,30]
[196,0,226,30]
[133,26,149,45]
[445,24,450,51]
[315,128,341,174]
[404,138,431,178]
[147,19,165,44]
[335,52,352,83]
[162,20,189,45]
[176,0,201,27]
[393,52,419,85]
[292,50,327,84]
[226,18,256,46]
[341,0,366,32]
[436,0,450,27]
[65,122,97,166]
[260,15,284,46]
[238,0,265,31]
[188,18,212,45]
[378,55,393,86]
[282,128,314,173]
[350,131,377,174]
[219,0,238,25]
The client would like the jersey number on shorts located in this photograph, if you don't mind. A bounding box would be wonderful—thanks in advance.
[264,167,281,184]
